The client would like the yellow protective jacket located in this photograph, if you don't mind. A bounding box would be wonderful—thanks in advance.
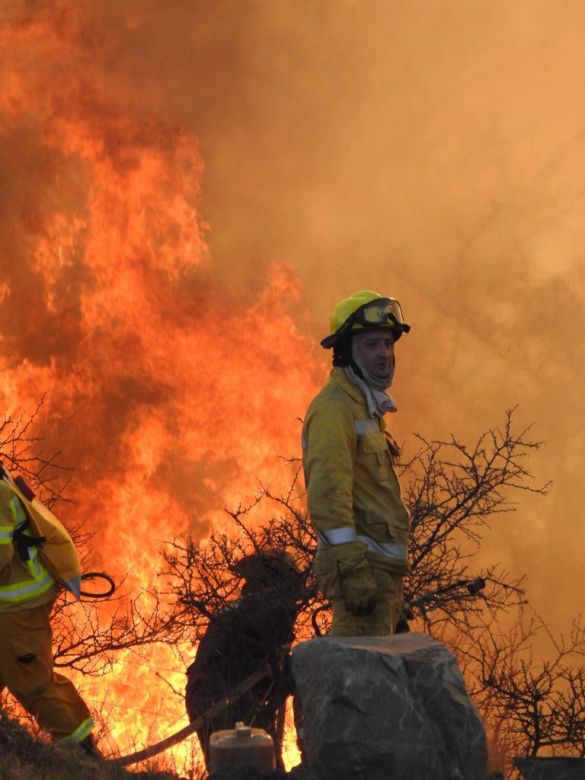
[0,480,59,612]
[302,368,410,574]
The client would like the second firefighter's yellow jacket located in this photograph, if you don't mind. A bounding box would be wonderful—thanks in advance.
[0,480,59,612]
[302,368,410,574]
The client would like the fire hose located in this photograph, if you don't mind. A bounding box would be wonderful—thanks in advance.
[78,572,116,599]
[394,576,486,632]
[110,580,486,765]
[113,663,272,767]
[400,577,486,619]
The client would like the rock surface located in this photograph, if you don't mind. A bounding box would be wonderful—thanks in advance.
[291,632,487,780]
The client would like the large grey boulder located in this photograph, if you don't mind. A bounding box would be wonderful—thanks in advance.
[291,633,487,780]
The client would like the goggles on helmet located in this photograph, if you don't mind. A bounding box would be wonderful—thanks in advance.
[321,297,411,348]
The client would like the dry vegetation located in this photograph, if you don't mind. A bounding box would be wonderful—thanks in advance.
[2,405,584,779]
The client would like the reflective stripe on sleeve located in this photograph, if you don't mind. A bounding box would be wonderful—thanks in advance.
[317,527,358,546]
[357,535,407,562]
[61,717,95,745]
[318,526,407,564]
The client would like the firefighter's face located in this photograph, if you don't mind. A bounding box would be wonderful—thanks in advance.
[355,329,394,376]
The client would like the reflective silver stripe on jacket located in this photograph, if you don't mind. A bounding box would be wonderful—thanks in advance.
[318,527,407,563]
[357,536,407,561]
[0,526,13,544]
[355,419,379,435]
[317,528,356,546]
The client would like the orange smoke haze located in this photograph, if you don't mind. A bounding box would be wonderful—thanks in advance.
[1,0,585,763]
[0,0,322,760]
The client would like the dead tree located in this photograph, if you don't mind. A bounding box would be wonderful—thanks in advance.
[163,410,556,768]
[457,611,585,774]
[401,409,548,631]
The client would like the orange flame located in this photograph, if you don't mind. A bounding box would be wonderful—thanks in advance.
[0,3,320,769]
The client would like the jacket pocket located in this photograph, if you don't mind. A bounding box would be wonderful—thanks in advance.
[360,433,391,482]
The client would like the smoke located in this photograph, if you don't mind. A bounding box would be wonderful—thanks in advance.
[0,0,319,569]
[2,0,584,639]
[89,0,585,624]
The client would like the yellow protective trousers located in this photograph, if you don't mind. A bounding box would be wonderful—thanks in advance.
[326,568,404,637]
[0,602,94,743]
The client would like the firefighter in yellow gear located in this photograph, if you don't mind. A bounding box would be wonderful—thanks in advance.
[0,473,95,749]
[302,291,411,636]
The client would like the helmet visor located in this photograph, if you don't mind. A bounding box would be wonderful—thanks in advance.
[355,298,410,331]
[321,297,410,348]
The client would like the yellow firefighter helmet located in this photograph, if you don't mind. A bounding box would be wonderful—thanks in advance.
[321,290,411,348]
